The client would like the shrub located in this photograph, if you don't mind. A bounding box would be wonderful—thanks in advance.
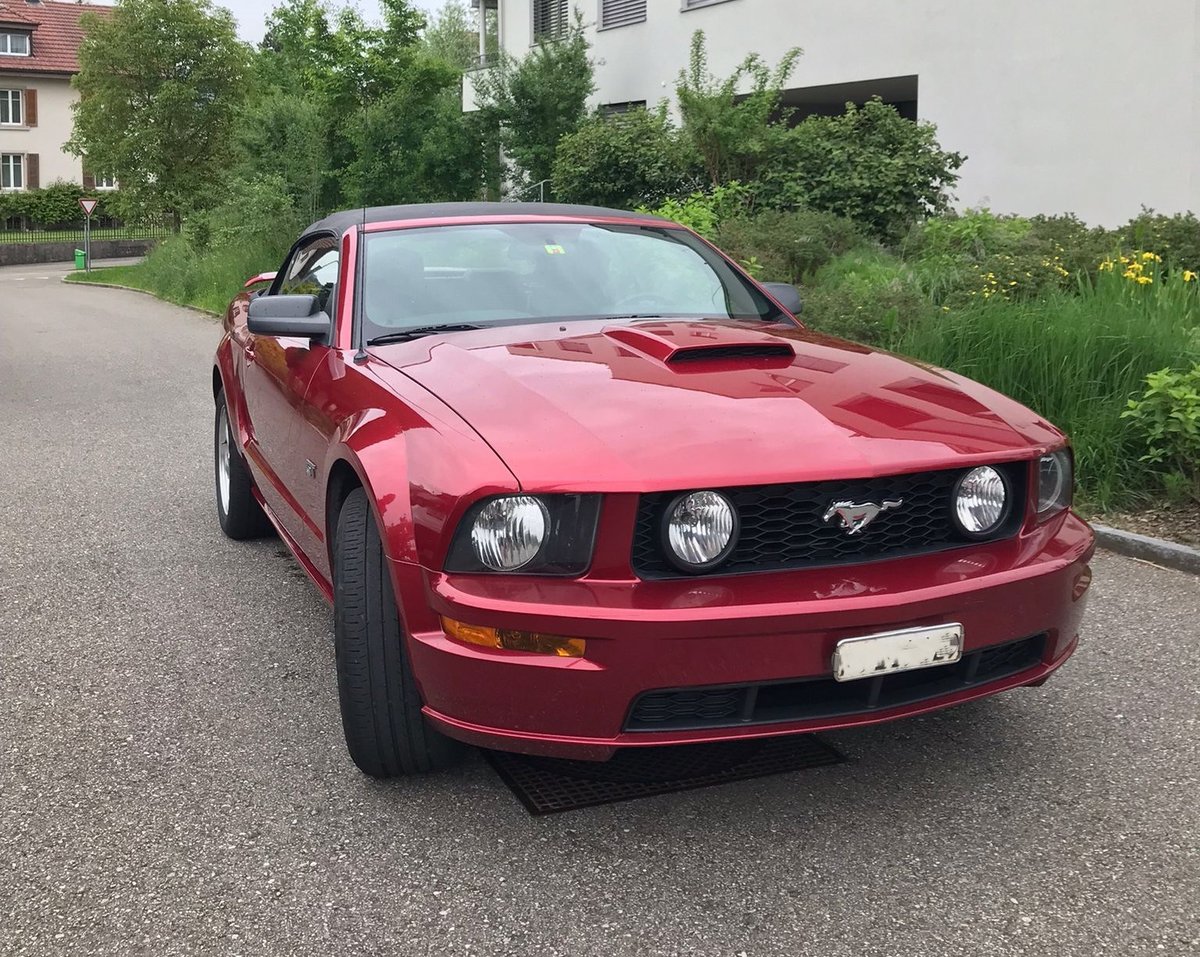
[553,106,701,210]
[800,249,933,345]
[1026,213,1119,277]
[639,182,752,240]
[1120,210,1200,273]
[714,209,866,284]
[755,98,964,242]
[1122,365,1200,501]
[0,182,127,228]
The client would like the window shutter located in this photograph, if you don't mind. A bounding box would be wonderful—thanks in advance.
[26,153,38,189]
[82,164,95,190]
[600,0,646,28]
[24,88,36,128]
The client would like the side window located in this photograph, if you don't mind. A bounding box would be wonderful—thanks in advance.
[278,237,339,314]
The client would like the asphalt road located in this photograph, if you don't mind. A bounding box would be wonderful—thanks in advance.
[1,261,1198,957]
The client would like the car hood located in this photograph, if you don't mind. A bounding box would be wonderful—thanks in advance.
[379,320,1063,491]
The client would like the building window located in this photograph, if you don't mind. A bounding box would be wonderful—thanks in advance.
[95,173,118,191]
[1,154,24,190]
[532,0,568,41]
[600,0,646,29]
[0,32,31,56]
[0,89,21,125]
[601,100,647,116]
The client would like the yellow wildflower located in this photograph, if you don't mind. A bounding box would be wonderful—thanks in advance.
[1136,275,1153,285]
[1182,270,1197,282]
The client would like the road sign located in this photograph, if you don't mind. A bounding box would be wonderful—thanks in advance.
[79,198,99,217]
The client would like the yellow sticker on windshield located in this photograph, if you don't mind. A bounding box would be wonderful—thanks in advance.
[544,244,566,255]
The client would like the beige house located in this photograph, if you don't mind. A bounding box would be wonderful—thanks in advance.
[0,0,111,192]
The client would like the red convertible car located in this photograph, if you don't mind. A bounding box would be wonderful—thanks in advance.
[213,202,1094,777]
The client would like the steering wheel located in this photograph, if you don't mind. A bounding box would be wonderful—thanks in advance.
[612,291,675,313]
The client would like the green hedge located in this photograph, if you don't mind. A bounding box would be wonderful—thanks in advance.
[0,182,125,228]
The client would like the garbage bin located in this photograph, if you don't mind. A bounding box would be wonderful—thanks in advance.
[74,249,86,270]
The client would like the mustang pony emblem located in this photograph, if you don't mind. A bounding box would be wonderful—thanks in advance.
[822,499,904,535]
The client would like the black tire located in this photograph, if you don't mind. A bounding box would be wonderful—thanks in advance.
[214,387,272,540]
[333,487,465,777]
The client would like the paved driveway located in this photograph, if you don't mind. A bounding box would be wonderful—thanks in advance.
[1,264,1197,957]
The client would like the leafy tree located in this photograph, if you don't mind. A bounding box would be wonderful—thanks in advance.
[234,92,330,220]
[552,106,700,209]
[68,0,251,228]
[763,98,965,241]
[675,30,802,187]
[471,14,593,199]
[345,55,485,206]
[423,0,489,72]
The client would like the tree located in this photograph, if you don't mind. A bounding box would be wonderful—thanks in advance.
[471,14,593,199]
[68,0,251,228]
[552,106,700,209]
[423,0,485,72]
[764,98,966,241]
[675,30,801,187]
[234,92,330,220]
[345,54,485,206]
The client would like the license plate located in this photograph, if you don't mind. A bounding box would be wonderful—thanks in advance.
[832,624,964,682]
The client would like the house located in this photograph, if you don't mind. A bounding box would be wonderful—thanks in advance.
[465,0,1200,225]
[0,0,112,192]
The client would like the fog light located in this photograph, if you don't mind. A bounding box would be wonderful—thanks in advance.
[441,617,585,657]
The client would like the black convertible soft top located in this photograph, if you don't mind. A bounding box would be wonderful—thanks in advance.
[300,202,670,241]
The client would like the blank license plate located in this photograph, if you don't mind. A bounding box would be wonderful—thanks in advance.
[832,624,964,683]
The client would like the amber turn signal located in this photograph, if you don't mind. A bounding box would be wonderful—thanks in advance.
[441,617,586,658]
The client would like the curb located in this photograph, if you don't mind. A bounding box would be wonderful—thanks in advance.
[62,274,221,319]
[1092,523,1200,575]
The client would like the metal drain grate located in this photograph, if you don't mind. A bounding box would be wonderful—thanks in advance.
[485,736,845,815]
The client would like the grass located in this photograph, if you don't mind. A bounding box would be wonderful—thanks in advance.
[884,272,1198,510]
[66,233,285,315]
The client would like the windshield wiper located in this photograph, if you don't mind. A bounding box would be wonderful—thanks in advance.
[367,323,486,345]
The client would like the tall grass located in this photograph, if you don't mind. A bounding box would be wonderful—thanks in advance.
[887,272,1199,509]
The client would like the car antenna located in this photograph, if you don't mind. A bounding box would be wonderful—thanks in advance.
[352,206,368,364]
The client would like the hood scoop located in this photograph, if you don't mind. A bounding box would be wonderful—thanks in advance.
[603,323,795,367]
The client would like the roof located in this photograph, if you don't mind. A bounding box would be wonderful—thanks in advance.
[301,202,671,240]
[0,0,111,76]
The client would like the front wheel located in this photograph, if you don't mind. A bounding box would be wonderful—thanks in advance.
[214,387,272,540]
[333,487,465,777]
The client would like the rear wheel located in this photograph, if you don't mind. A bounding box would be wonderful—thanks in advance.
[214,387,272,540]
[333,487,465,777]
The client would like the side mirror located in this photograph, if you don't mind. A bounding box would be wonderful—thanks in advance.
[243,271,277,289]
[248,294,331,340]
[762,281,803,316]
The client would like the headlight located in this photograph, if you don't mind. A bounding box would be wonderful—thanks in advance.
[664,490,738,572]
[445,494,601,575]
[1037,448,1073,518]
[470,496,547,570]
[953,466,1010,536]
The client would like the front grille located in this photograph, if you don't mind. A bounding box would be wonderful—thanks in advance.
[632,464,1027,578]
[625,634,1047,732]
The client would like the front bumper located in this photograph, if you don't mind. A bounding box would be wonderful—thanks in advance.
[405,512,1094,760]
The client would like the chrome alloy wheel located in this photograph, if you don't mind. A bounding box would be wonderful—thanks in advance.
[216,404,232,513]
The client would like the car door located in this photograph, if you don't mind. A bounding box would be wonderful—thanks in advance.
[241,236,340,551]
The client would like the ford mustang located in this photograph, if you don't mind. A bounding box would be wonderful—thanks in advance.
[212,202,1094,777]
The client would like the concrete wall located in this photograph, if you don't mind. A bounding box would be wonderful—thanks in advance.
[483,0,1200,225]
[0,238,156,267]
[0,73,81,187]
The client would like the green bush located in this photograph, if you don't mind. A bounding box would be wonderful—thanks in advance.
[1026,214,1119,277]
[1121,365,1200,501]
[800,249,933,345]
[0,182,127,227]
[553,106,701,210]
[714,209,866,284]
[638,182,752,240]
[1120,209,1200,272]
[754,99,964,242]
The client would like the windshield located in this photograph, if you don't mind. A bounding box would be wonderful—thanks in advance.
[360,222,787,339]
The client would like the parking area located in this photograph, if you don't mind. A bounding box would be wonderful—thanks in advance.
[1,266,1197,956]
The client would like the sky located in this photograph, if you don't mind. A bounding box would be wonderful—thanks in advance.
[219,0,446,44]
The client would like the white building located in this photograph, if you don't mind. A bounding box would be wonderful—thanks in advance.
[466,0,1200,225]
[0,0,111,192]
